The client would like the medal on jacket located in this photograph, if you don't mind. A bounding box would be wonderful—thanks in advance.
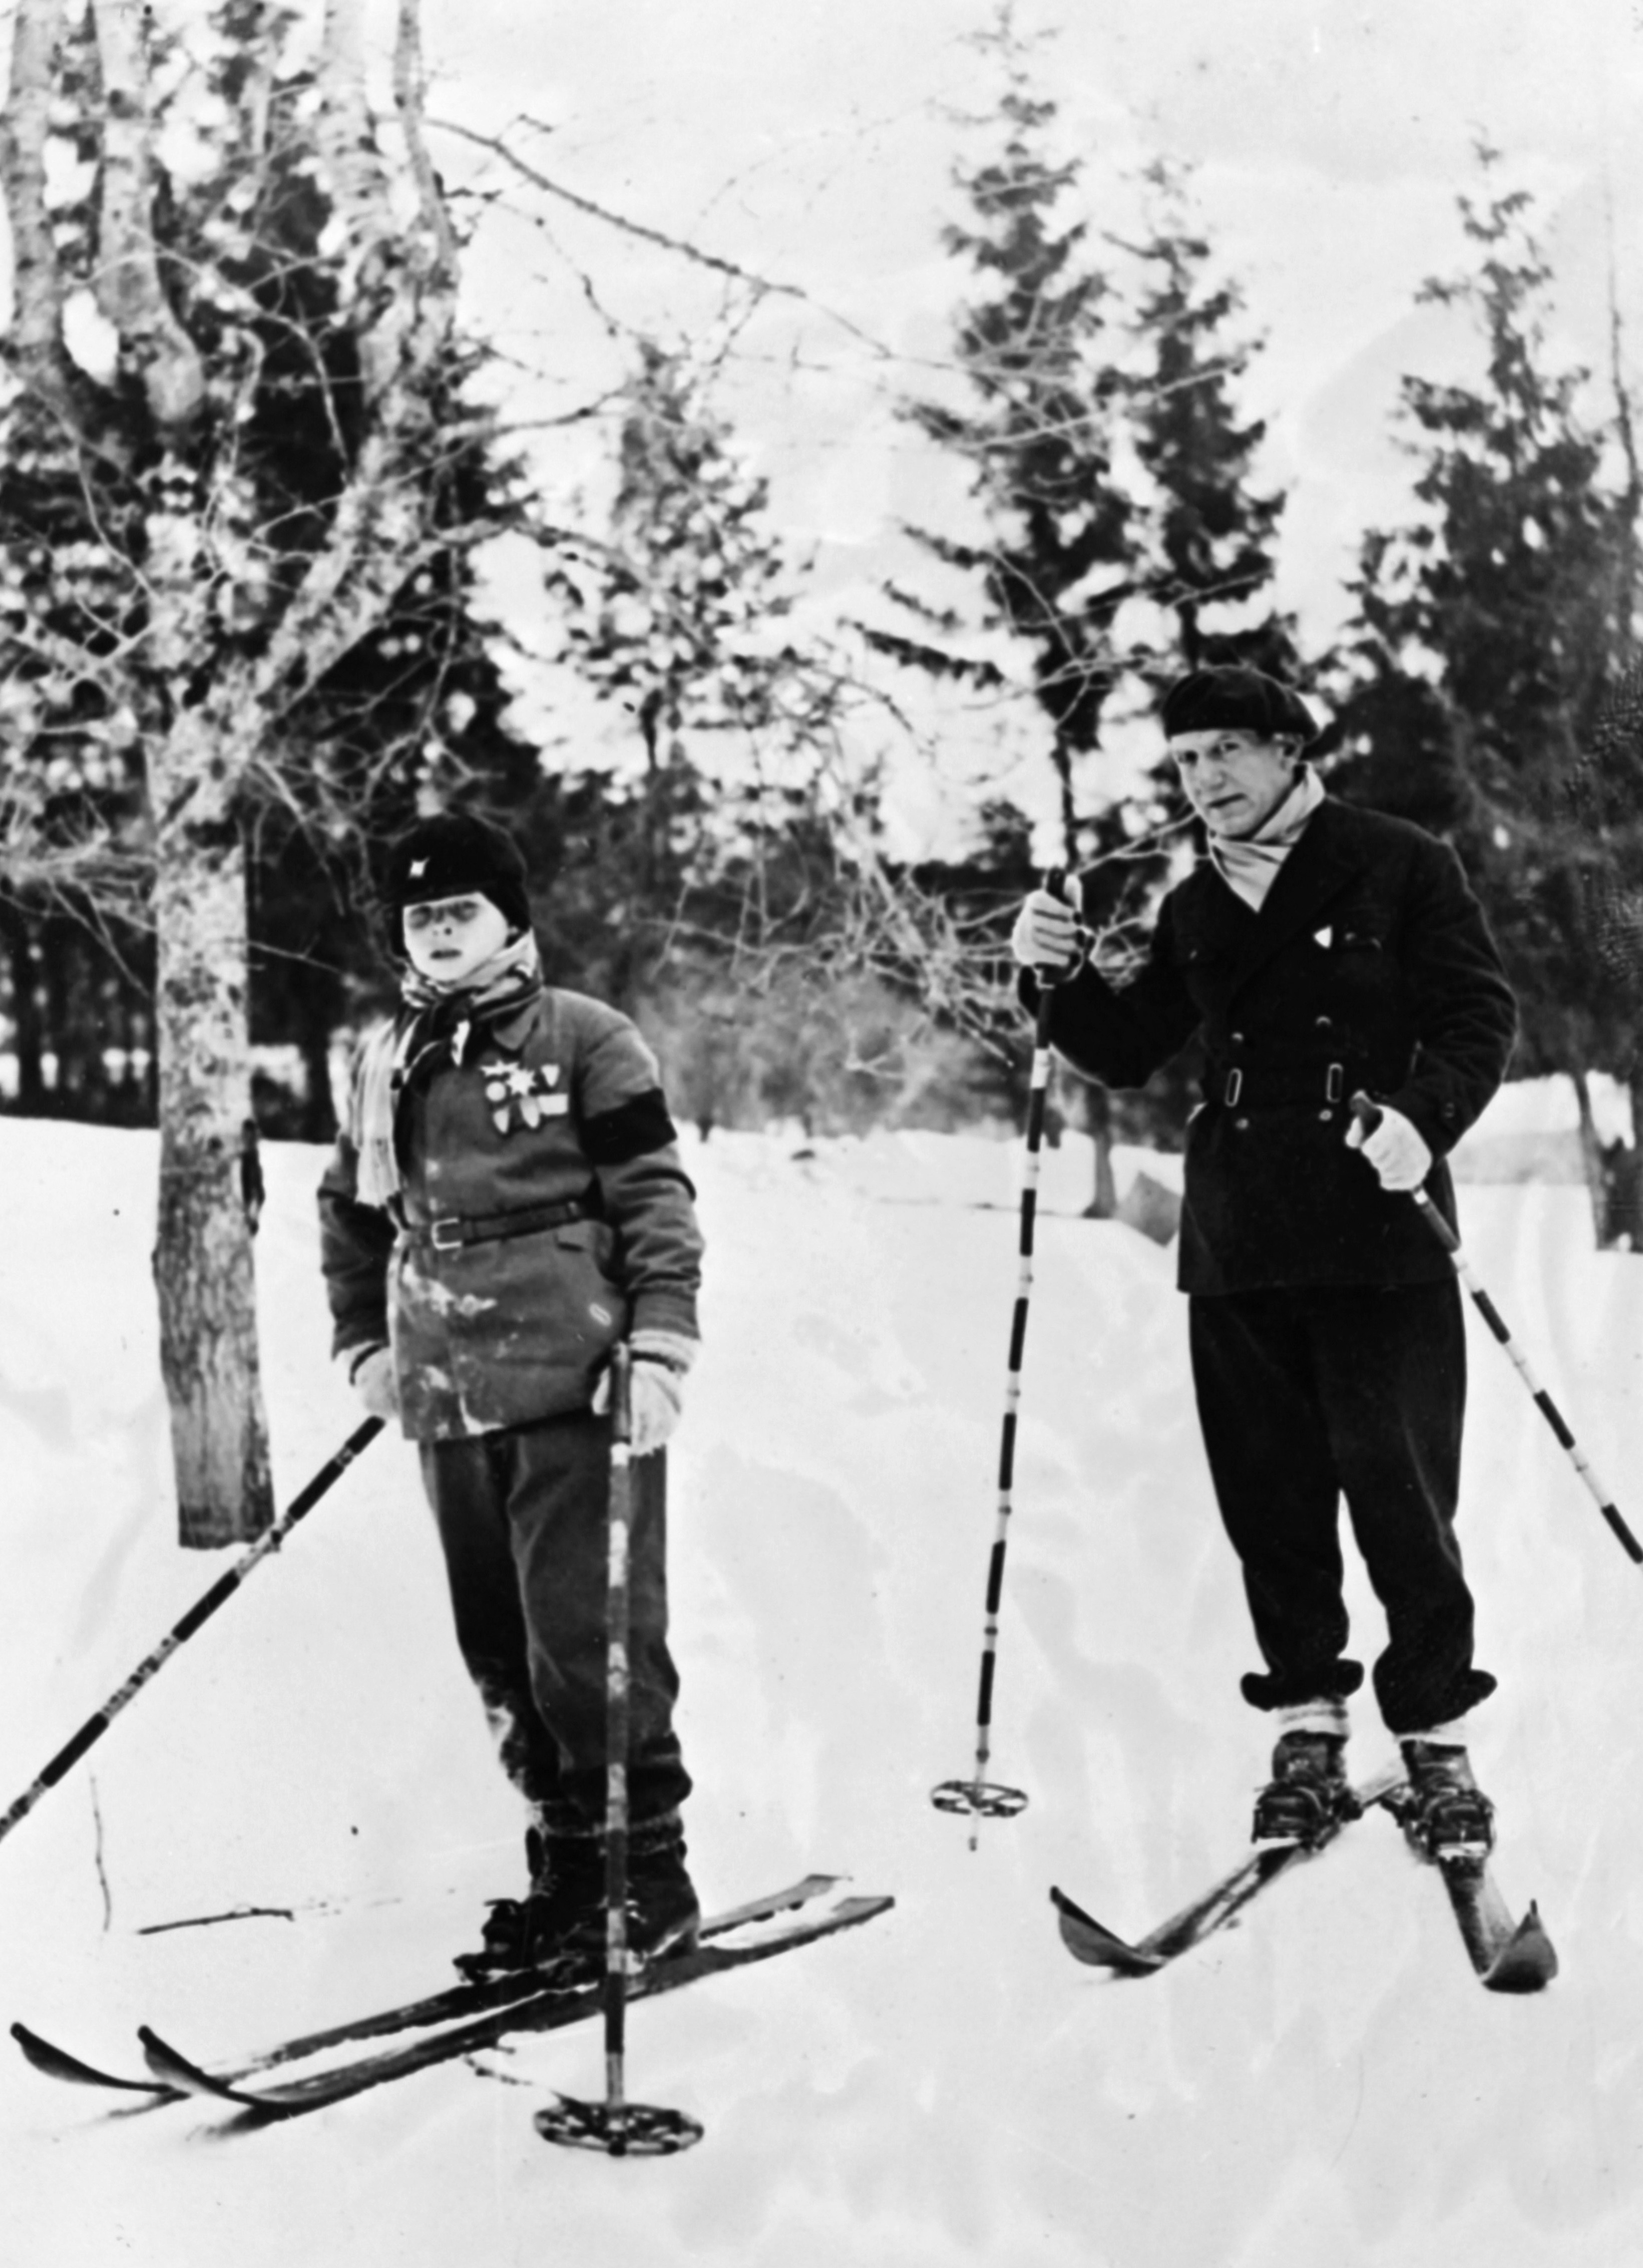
[484,1061,567,1133]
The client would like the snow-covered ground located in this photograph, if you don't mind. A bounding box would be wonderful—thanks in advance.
[3,1090,1642,2268]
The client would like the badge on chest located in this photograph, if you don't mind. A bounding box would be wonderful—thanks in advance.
[483,1061,569,1133]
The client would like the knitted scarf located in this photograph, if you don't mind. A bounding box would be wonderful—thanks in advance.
[353,931,544,1208]
[1207,765,1325,912]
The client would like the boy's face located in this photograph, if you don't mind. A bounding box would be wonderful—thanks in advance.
[401,892,512,986]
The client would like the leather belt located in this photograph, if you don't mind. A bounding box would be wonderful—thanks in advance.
[398,1192,599,1254]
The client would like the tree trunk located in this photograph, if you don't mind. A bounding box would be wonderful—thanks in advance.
[294,975,340,1143]
[1618,1064,1643,1253]
[1080,1081,1118,1219]
[1571,1068,1613,1247]
[0,903,47,1111]
[150,706,273,1546]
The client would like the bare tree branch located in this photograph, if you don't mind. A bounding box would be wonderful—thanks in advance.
[429,114,894,361]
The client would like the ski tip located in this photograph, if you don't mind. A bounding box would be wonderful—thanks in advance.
[12,2019,178,2096]
[136,2023,218,2091]
[1483,1900,1559,1994]
[12,2020,79,2078]
[1049,1886,1165,1976]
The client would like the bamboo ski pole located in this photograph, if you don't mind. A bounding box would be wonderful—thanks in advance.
[0,1417,385,1851]
[934,873,1073,1845]
[535,1346,703,2157]
[1349,1094,1641,1565]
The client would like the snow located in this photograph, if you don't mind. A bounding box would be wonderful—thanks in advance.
[3,1106,1642,2267]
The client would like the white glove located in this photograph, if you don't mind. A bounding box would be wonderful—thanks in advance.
[592,1331,698,1456]
[1009,888,1081,975]
[349,1344,399,1421]
[1345,1101,1433,1192]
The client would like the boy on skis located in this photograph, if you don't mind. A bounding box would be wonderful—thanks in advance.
[318,812,704,1977]
[1011,666,1517,1857]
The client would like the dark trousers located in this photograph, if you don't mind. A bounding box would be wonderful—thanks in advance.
[419,1411,691,1843]
[1188,1280,1496,1736]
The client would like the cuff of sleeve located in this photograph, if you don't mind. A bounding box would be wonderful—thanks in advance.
[629,1327,699,1374]
[629,1289,700,1344]
[343,1341,388,1384]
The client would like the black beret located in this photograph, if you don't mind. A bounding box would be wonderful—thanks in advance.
[380,812,532,937]
[1160,666,1317,744]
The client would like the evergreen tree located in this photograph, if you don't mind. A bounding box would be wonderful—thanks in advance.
[1125,156,1291,676]
[869,20,1302,1205]
[867,10,1132,866]
[861,12,1146,1204]
[541,335,838,1010]
[1333,142,1641,1243]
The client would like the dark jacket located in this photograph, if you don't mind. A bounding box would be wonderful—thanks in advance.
[318,986,703,1440]
[1027,796,1517,1294]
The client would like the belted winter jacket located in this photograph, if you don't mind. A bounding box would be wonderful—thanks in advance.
[318,985,703,1440]
[1026,796,1517,1295]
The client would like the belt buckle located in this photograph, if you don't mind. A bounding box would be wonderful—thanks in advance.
[1326,1063,1343,1104]
[1224,1067,1244,1107]
[429,1217,464,1252]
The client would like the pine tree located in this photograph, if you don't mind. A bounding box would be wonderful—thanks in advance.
[868,11,1132,866]
[540,336,845,1006]
[870,20,1305,1205]
[1125,156,1290,676]
[1333,141,1640,1243]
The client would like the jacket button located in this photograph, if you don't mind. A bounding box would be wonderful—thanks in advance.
[1234,1115,1250,1131]
[1315,1015,1333,1030]
[1231,1031,1246,1046]
[1318,1108,1334,1122]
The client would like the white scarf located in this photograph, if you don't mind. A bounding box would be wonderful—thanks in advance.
[353,931,544,1207]
[1207,766,1325,912]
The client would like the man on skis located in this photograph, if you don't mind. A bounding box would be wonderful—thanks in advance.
[1011,664,1517,1857]
[318,812,704,1978]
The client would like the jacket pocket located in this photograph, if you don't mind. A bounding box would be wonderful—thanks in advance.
[544,1219,629,1356]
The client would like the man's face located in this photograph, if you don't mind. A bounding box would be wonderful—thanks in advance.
[401,892,511,985]
[1168,729,1299,839]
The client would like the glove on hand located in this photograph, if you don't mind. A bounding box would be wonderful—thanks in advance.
[349,1344,399,1421]
[1009,888,1082,976]
[1345,1101,1433,1192]
[592,1330,698,1457]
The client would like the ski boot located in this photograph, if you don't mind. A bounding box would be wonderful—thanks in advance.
[453,1828,604,1981]
[556,1833,702,1981]
[1252,1729,1361,1847]
[1394,1739,1495,1864]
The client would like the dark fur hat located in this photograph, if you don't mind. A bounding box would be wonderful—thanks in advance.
[1160,666,1316,744]
[380,812,532,937]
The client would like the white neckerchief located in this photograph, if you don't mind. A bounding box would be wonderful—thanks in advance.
[1207,766,1325,911]
[352,931,544,1207]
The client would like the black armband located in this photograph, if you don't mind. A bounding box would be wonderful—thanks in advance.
[581,1087,680,1166]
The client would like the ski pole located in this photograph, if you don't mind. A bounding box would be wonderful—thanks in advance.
[535,1345,703,2158]
[934,870,1075,1846]
[0,1417,385,1852]
[1350,1094,1641,1566]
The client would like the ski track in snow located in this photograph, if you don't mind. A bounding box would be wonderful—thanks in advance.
[1,1105,1640,2268]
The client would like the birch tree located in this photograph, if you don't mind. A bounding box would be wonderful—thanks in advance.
[0,0,470,1541]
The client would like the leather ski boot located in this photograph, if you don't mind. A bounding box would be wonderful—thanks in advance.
[556,1833,702,1981]
[1396,1739,1495,1863]
[454,1828,604,1981]
[1252,1729,1361,1847]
